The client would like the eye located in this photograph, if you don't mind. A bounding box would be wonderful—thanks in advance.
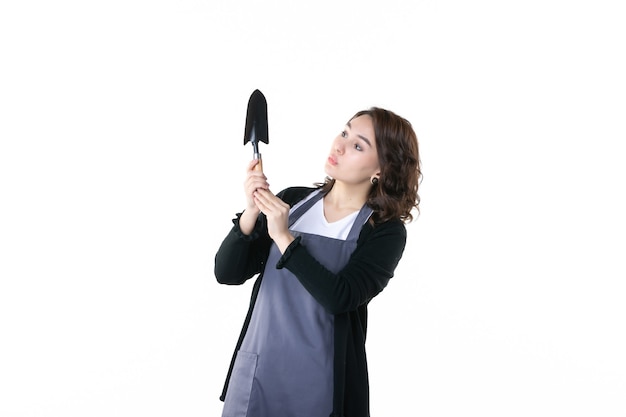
[354,143,363,151]
[341,130,348,138]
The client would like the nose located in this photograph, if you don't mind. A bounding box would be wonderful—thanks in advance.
[335,138,344,154]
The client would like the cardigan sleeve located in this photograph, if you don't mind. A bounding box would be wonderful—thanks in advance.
[214,211,273,285]
[276,219,407,314]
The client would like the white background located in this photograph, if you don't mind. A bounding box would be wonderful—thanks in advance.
[1,1,625,416]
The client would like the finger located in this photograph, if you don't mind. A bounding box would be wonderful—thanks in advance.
[245,172,269,190]
[255,189,281,208]
[247,159,261,171]
[259,189,287,208]
[255,192,289,217]
[254,189,277,207]
[246,177,268,191]
[253,192,270,214]
[253,189,269,207]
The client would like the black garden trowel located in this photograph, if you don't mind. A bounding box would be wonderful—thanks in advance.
[243,89,269,172]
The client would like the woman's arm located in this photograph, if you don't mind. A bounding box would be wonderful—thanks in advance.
[214,212,272,285]
[277,219,407,314]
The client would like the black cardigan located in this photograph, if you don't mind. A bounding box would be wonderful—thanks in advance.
[215,186,407,417]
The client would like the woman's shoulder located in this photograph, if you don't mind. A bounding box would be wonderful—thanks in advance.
[277,186,320,206]
[360,217,407,241]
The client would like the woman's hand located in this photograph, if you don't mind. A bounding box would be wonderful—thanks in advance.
[244,159,269,213]
[238,159,269,235]
[253,188,295,253]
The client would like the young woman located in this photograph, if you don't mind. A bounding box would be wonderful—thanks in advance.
[215,107,422,417]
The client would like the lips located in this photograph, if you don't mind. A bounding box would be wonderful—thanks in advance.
[327,155,338,166]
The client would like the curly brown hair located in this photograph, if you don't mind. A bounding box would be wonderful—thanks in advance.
[319,107,422,224]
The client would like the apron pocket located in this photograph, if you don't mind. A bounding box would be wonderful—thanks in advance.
[222,350,258,417]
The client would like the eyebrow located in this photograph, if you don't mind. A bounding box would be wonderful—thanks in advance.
[346,121,373,147]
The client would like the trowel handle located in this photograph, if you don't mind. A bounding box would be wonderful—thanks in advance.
[253,154,263,172]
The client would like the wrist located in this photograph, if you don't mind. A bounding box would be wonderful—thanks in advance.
[239,208,260,236]
[274,233,296,254]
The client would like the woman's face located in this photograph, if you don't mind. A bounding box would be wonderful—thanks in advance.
[325,114,380,185]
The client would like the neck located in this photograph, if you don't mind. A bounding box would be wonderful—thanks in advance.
[325,180,370,210]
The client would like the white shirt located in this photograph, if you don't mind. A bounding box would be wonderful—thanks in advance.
[290,195,359,240]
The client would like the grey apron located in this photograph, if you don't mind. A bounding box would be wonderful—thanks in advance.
[221,190,373,417]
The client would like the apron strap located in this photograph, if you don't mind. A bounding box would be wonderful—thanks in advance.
[346,205,373,241]
[288,189,325,227]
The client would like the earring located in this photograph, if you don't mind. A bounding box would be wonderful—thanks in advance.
[371,177,379,185]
